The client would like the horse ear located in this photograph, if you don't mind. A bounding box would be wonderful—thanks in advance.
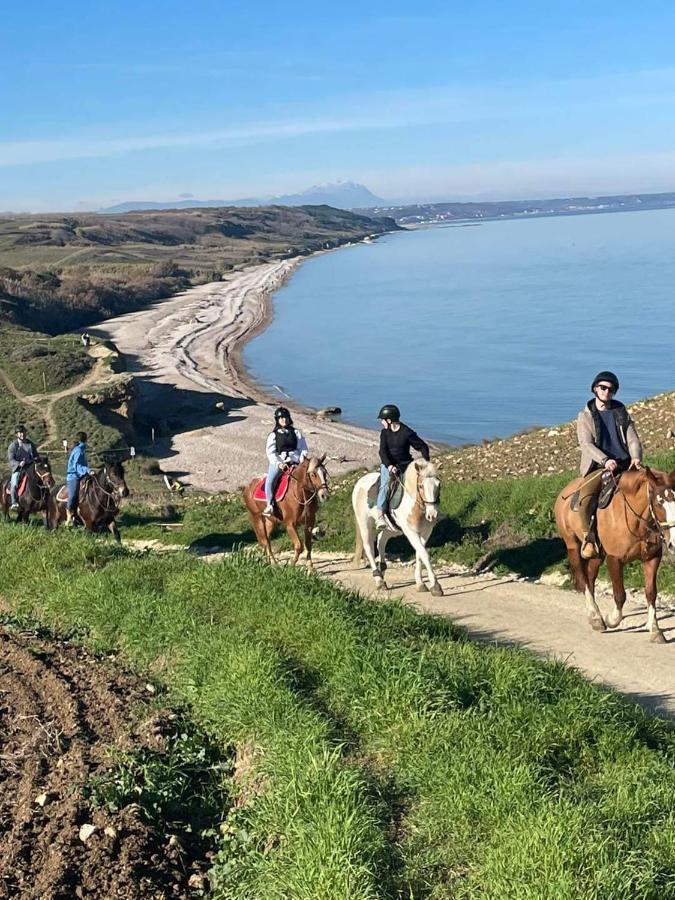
[414,459,424,471]
[645,467,662,485]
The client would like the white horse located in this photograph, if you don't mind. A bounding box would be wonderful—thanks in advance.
[352,460,444,596]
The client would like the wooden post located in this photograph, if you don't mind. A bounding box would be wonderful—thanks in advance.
[42,372,47,392]
[151,427,155,444]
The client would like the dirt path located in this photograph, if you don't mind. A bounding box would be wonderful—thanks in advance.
[0,354,120,450]
[0,623,209,898]
[310,553,675,717]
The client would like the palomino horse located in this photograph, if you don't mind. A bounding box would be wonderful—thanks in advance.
[1,457,55,527]
[555,467,675,643]
[243,455,330,566]
[352,460,443,595]
[50,460,130,541]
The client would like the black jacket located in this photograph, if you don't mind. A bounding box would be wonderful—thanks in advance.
[379,423,430,469]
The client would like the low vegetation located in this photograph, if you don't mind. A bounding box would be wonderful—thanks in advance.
[0,528,672,898]
[0,206,396,333]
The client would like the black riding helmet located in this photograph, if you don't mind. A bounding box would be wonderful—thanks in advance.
[378,404,400,422]
[274,406,293,426]
[591,371,619,393]
[14,424,26,434]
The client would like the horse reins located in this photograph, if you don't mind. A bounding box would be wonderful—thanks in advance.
[617,478,675,544]
[21,464,52,505]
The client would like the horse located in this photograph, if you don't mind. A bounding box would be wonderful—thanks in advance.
[554,466,675,643]
[1,457,55,527]
[243,455,330,566]
[352,460,443,595]
[50,459,130,541]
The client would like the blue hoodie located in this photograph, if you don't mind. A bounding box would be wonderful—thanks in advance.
[66,442,90,481]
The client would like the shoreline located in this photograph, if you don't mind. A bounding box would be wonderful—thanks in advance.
[91,251,382,492]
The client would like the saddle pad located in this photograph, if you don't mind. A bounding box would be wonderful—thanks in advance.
[367,477,404,510]
[56,484,68,503]
[4,475,27,498]
[253,469,292,503]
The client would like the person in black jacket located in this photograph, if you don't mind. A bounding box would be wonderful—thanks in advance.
[375,404,429,529]
[7,424,38,510]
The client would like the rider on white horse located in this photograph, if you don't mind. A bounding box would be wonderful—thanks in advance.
[263,406,309,517]
[375,404,430,530]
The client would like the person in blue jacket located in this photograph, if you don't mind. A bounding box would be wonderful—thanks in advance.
[66,431,92,525]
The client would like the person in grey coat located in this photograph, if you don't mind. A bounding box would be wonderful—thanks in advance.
[7,424,38,510]
[575,371,642,558]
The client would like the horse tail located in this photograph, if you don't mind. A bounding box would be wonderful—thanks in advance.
[353,516,364,565]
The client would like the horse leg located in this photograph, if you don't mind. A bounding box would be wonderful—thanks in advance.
[567,542,606,631]
[407,531,443,597]
[376,530,391,575]
[303,505,315,569]
[107,520,121,543]
[360,515,385,589]
[286,521,303,566]
[251,514,275,562]
[643,555,665,644]
[605,556,626,629]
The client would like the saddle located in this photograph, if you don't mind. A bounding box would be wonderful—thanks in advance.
[569,472,620,512]
[368,475,404,511]
[252,468,293,503]
[5,474,27,498]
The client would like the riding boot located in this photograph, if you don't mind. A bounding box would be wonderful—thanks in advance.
[581,531,599,559]
[66,509,75,527]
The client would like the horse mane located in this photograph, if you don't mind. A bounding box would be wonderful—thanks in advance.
[403,459,437,493]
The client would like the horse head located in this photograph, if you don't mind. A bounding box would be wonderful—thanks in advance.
[408,459,441,522]
[307,454,330,503]
[102,458,130,500]
[646,467,675,551]
[34,455,55,489]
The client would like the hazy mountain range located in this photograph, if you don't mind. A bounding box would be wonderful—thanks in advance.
[101,181,384,213]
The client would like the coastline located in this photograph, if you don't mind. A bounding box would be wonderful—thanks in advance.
[91,251,381,493]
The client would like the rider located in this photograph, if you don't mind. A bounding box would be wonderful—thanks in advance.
[263,407,308,516]
[375,404,430,530]
[576,371,643,558]
[7,424,38,510]
[66,431,93,526]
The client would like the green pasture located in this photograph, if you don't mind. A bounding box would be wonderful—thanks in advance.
[0,326,93,395]
[0,527,672,898]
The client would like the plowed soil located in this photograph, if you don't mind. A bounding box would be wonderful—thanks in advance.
[0,625,206,899]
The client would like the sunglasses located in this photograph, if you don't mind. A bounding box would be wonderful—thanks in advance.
[595,385,615,393]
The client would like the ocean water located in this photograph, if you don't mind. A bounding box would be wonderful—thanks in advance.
[244,208,675,445]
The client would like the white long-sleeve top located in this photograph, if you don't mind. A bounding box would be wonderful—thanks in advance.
[266,428,309,466]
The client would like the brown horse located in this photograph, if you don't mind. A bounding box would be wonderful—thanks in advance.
[554,467,675,642]
[1,457,55,527]
[50,460,130,541]
[243,455,329,566]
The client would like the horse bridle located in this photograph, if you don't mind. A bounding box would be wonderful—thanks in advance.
[85,467,126,507]
[390,467,440,512]
[618,479,675,544]
[288,461,330,507]
[21,463,52,504]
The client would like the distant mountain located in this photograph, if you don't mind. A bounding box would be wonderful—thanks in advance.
[100,181,385,214]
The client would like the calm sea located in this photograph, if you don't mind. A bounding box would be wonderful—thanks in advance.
[244,208,675,445]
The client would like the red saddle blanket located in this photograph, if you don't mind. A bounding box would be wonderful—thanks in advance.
[5,474,27,497]
[252,469,292,503]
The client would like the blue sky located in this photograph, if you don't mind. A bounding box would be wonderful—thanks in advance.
[3,1,675,210]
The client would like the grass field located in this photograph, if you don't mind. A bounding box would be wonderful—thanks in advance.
[0,526,672,898]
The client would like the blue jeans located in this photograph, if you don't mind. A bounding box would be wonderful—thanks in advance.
[67,477,80,511]
[10,470,21,504]
[376,465,391,511]
[264,463,281,504]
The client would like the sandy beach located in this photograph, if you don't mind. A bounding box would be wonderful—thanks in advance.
[92,260,380,492]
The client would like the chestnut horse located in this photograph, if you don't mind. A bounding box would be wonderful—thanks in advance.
[1,457,55,527]
[243,455,329,566]
[554,467,675,642]
[50,460,130,541]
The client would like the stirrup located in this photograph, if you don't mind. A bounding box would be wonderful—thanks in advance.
[262,504,274,517]
[581,533,599,559]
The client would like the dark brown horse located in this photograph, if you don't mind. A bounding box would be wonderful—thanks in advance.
[1,457,55,527]
[555,467,675,642]
[243,455,329,566]
[50,459,130,541]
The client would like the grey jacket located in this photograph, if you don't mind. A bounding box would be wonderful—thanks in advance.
[576,402,642,475]
[7,438,38,473]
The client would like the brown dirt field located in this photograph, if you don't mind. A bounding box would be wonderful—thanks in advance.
[0,624,210,899]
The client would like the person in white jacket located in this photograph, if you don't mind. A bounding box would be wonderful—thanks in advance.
[263,406,309,516]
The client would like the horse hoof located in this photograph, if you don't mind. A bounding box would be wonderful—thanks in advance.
[416,583,428,593]
[606,613,622,629]
[375,579,387,591]
[650,630,667,644]
[590,616,607,632]
[430,584,444,597]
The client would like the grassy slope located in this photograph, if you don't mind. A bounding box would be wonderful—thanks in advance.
[0,528,672,898]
